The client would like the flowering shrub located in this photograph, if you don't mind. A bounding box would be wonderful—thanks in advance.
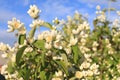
[1,5,120,80]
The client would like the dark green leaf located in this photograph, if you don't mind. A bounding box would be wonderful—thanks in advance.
[18,34,26,45]
[25,69,30,80]
[16,45,27,65]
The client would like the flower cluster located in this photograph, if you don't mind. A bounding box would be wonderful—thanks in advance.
[0,5,120,80]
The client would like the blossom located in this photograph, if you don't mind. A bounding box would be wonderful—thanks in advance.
[96,12,106,22]
[54,40,62,49]
[52,78,62,80]
[69,36,78,46]
[45,35,53,42]
[18,26,26,34]
[27,5,40,19]
[1,53,7,58]
[45,42,52,49]
[52,17,59,24]
[75,71,83,79]
[72,28,80,34]
[0,43,8,51]
[96,5,101,10]
[81,61,90,69]
[7,18,24,32]
[30,19,44,28]
[55,70,63,77]
[64,47,71,54]
[117,11,120,16]
[38,34,44,40]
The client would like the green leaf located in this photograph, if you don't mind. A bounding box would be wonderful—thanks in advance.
[41,53,45,67]
[25,69,30,80]
[72,45,79,64]
[28,27,36,39]
[18,34,26,45]
[55,60,69,76]
[16,45,27,65]
[61,54,68,66]
[6,61,14,74]
[33,40,45,50]
[42,22,53,29]
[40,71,46,80]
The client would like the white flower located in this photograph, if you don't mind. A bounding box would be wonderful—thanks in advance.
[52,17,59,24]
[56,34,62,40]
[117,77,120,80]
[67,15,72,22]
[87,70,93,76]
[64,47,71,54]
[96,5,101,10]
[74,10,79,20]
[45,35,53,42]
[55,70,63,77]
[24,47,33,53]
[97,12,106,22]
[45,42,52,49]
[113,19,120,27]
[0,43,8,51]
[1,64,8,74]
[52,78,62,80]
[27,5,40,19]
[51,30,57,38]
[54,40,62,49]
[30,19,44,28]
[82,70,87,77]
[75,71,83,79]
[7,18,24,32]
[18,26,26,34]
[72,28,80,34]
[38,34,44,40]
[81,61,90,69]
[92,41,99,47]
[69,36,78,46]
[90,63,99,71]
[1,53,7,58]
[117,11,120,16]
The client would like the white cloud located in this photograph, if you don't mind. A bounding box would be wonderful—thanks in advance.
[39,0,74,21]
[0,29,16,46]
[23,0,30,6]
[79,0,120,9]
[0,8,23,24]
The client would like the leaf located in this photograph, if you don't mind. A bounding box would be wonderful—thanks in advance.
[25,69,30,80]
[55,60,69,76]
[40,71,46,80]
[18,34,26,45]
[41,52,45,67]
[6,61,14,74]
[42,22,53,29]
[28,27,36,39]
[16,45,27,65]
[61,54,68,66]
[33,40,45,50]
[72,45,79,64]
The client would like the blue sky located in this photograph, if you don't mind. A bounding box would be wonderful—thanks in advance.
[0,0,120,45]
